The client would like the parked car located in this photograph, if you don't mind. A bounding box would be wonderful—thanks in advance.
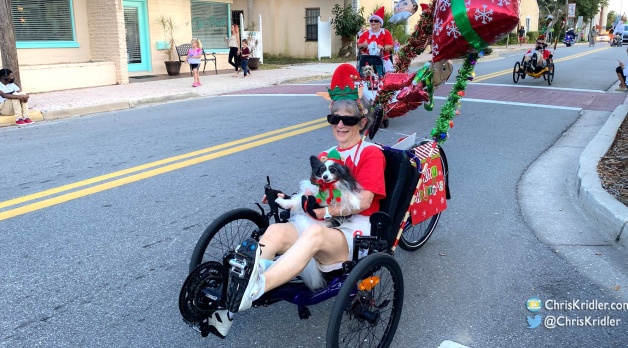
[596,34,610,43]
[623,25,628,44]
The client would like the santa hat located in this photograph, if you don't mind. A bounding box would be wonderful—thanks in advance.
[537,35,546,42]
[327,64,360,101]
[369,6,385,25]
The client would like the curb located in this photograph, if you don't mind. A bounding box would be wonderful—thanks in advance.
[577,99,628,247]
[41,92,200,121]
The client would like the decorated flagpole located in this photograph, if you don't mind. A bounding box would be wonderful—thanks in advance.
[390,140,438,254]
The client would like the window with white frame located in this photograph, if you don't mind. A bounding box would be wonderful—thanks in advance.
[11,0,75,43]
[306,8,320,41]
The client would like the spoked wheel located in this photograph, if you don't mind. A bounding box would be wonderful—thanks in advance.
[399,140,447,251]
[398,213,441,251]
[189,208,267,273]
[546,62,554,85]
[513,62,521,83]
[326,253,404,348]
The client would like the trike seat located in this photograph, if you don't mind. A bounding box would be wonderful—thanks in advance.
[378,148,420,248]
[357,54,385,78]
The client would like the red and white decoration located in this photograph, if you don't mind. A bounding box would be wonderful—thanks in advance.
[432,0,519,62]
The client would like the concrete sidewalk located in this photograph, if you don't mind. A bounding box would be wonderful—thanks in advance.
[0,44,535,126]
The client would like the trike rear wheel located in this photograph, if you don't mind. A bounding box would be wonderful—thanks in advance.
[189,208,266,273]
[326,253,404,348]
[398,212,441,251]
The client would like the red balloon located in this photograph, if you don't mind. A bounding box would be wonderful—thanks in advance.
[432,0,519,62]
[386,101,410,118]
[397,83,429,103]
[381,72,416,91]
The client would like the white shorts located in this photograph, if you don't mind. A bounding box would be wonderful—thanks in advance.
[289,214,371,273]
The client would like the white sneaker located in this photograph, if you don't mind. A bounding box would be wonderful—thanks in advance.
[226,238,264,312]
[205,310,233,339]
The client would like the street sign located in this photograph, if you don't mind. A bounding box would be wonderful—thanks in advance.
[568,3,576,18]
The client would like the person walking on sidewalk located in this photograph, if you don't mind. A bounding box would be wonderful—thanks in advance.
[518,26,526,46]
[188,38,203,87]
[225,24,241,77]
[588,26,597,47]
[615,46,628,92]
[240,39,252,77]
[0,69,33,125]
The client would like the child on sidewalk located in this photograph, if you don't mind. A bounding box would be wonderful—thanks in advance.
[0,69,33,125]
[188,38,203,87]
[240,39,251,78]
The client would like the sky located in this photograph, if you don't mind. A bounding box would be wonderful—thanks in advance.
[608,0,625,16]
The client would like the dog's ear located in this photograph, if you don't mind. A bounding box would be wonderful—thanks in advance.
[310,155,322,170]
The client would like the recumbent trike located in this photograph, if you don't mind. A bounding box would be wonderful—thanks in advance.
[512,47,555,85]
[178,134,450,347]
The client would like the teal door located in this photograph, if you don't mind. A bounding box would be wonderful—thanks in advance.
[123,0,151,72]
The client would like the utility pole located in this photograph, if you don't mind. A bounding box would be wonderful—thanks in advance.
[0,0,20,87]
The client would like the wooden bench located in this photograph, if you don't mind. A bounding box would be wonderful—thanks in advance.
[176,44,217,75]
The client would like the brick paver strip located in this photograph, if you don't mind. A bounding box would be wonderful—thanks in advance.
[435,84,626,112]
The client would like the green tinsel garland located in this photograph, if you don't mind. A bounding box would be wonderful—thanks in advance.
[430,52,479,144]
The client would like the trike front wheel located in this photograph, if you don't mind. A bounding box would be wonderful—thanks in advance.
[513,62,521,83]
[326,253,404,348]
[189,208,267,273]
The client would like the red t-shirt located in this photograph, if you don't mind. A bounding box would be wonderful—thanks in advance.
[358,29,394,60]
[320,141,386,216]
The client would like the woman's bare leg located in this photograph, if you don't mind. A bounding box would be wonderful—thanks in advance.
[258,223,299,260]
[617,72,627,88]
[262,224,349,292]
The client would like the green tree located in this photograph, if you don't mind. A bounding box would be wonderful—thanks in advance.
[330,4,366,57]
[607,10,617,30]
[575,0,608,22]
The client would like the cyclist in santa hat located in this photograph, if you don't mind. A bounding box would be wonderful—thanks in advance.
[357,6,395,72]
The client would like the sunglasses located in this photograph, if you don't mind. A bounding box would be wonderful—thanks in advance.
[327,114,363,126]
[369,19,380,23]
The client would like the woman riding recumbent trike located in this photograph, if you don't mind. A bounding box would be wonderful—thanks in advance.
[512,37,555,85]
[178,64,450,348]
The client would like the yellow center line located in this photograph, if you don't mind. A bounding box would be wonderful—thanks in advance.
[0,118,327,211]
[0,120,329,220]
[473,46,609,82]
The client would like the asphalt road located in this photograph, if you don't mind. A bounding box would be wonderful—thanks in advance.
[1,43,627,348]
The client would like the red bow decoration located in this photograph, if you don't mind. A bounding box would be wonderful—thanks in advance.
[315,179,341,205]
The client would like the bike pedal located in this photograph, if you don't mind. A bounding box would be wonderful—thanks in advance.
[229,258,247,278]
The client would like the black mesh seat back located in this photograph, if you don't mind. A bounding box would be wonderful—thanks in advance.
[358,55,385,77]
[378,148,420,249]
[177,44,192,61]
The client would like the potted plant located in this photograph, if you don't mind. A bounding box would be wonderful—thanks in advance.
[156,15,181,76]
[245,22,261,70]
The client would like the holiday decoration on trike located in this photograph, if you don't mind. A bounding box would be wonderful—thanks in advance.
[369,0,519,144]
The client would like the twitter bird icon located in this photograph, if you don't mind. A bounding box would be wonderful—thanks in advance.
[527,315,543,329]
